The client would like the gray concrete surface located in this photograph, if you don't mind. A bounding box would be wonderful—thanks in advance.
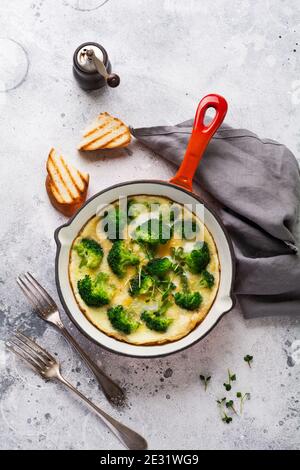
[0,0,299,450]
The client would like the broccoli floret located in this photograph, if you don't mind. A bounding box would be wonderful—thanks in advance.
[128,271,154,297]
[174,291,202,311]
[173,270,202,311]
[141,311,173,332]
[146,257,173,278]
[77,273,114,307]
[74,238,103,269]
[186,242,210,273]
[103,206,127,241]
[200,270,215,289]
[107,305,140,334]
[173,219,200,240]
[141,299,173,332]
[127,199,149,220]
[107,240,140,277]
[134,218,171,245]
[172,242,210,274]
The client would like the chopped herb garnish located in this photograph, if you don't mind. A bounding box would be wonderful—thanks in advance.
[161,279,176,301]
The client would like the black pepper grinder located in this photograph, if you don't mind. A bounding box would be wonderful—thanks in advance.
[73,42,120,90]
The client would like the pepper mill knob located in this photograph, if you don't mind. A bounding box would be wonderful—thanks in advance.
[107,73,120,88]
[73,42,120,91]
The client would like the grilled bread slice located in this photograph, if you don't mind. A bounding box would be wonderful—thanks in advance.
[46,148,89,217]
[78,112,131,151]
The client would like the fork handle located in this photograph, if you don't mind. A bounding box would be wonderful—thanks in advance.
[57,374,147,450]
[57,325,125,405]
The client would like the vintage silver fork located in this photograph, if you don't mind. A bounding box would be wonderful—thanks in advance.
[6,331,147,450]
[17,272,124,406]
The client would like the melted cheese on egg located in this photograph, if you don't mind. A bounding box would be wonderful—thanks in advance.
[69,195,220,345]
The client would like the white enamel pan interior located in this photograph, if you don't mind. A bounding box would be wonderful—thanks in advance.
[55,180,235,358]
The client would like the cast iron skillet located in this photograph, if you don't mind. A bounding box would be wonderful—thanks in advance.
[55,94,236,358]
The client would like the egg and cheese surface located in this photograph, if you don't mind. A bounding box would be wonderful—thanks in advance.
[69,195,220,345]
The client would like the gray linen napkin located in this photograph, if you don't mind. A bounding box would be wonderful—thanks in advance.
[131,121,300,318]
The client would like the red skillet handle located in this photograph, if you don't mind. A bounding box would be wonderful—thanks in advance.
[170,94,228,192]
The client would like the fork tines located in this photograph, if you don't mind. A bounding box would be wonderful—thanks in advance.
[17,272,56,316]
[6,331,55,373]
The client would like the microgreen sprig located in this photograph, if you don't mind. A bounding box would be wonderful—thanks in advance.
[200,374,211,391]
[225,399,237,415]
[222,413,232,424]
[244,354,253,368]
[161,279,176,301]
[223,369,236,391]
[236,392,251,414]
[216,397,226,406]
[216,397,233,424]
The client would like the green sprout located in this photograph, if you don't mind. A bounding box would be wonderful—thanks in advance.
[216,397,233,424]
[244,354,254,368]
[200,375,211,391]
[216,397,226,406]
[222,413,233,424]
[225,399,237,415]
[236,392,251,414]
[223,369,236,391]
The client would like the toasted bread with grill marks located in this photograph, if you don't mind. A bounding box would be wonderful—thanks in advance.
[78,112,131,151]
[46,148,89,217]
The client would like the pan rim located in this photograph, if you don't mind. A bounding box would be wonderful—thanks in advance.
[54,179,236,358]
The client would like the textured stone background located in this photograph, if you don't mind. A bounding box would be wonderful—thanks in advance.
[0,0,300,450]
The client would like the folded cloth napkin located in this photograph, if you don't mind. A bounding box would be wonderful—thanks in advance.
[131,121,300,318]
